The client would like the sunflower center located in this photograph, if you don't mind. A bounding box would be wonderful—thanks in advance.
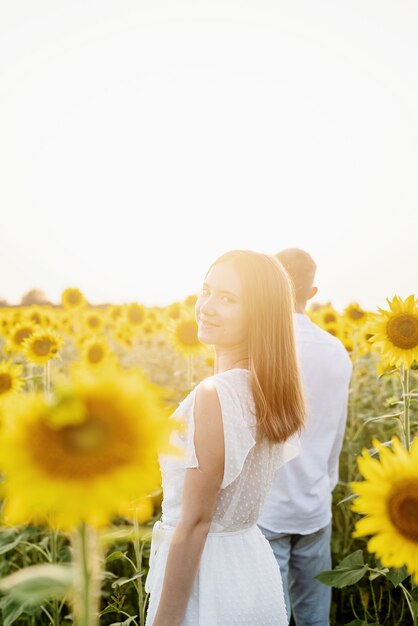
[28,406,136,479]
[177,321,199,346]
[128,306,144,325]
[15,328,32,345]
[349,309,365,321]
[62,418,106,453]
[33,338,55,356]
[88,346,104,363]
[68,292,81,305]
[88,317,100,328]
[324,313,336,324]
[0,373,12,394]
[387,314,418,350]
[388,479,418,542]
[31,313,42,324]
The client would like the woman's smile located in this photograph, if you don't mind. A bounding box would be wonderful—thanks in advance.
[198,318,220,328]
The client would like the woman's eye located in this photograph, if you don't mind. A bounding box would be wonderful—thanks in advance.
[201,288,209,296]
[221,296,231,303]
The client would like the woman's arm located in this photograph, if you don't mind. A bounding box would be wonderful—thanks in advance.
[151,381,225,626]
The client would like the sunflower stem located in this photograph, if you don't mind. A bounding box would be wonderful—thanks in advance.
[44,361,51,400]
[401,366,411,450]
[132,510,146,626]
[50,528,60,626]
[74,523,99,626]
[399,582,418,624]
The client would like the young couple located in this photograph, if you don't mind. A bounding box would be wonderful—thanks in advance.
[145,249,352,626]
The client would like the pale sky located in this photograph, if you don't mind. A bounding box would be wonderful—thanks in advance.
[1,0,417,312]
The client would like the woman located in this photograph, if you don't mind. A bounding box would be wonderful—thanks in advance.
[145,250,305,626]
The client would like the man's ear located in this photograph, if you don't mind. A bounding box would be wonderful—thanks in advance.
[308,286,318,300]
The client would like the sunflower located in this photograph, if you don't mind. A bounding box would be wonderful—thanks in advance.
[108,305,123,323]
[351,437,418,581]
[8,322,36,352]
[344,303,368,326]
[168,315,203,357]
[22,329,64,365]
[81,337,112,366]
[125,303,145,327]
[184,294,198,308]
[0,365,176,529]
[25,305,44,327]
[166,302,182,320]
[112,320,134,349]
[311,304,341,330]
[0,361,24,399]
[367,295,418,370]
[83,310,104,333]
[61,288,86,310]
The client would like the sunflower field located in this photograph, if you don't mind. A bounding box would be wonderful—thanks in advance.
[0,291,417,625]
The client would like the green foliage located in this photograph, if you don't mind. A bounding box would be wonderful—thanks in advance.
[316,551,368,588]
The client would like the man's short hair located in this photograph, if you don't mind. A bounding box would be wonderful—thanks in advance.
[275,248,317,305]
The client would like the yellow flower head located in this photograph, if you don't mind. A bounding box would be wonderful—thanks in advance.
[9,322,36,352]
[24,305,44,327]
[83,310,104,333]
[125,303,145,327]
[311,304,341,330]
[22,329,64,365]
[168,315,203,357]
[0,361,24,399]
[61,288,86,310]
[184,294,198,308]
[112,320,134,349]
[351,437,418,581]
[367,295,418,370]
[81,336,112,367]
[108,305,123,323]
[344,303,368,326]
[166,302,182,320]
[0,365,176,529]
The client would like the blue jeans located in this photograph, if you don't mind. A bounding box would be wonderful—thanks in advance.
[258,522,332,626]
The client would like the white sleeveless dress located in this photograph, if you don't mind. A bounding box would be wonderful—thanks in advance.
[145,368,299,626]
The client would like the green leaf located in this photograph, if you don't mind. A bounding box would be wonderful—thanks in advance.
[0,536,25,556]
[386,566,409,587]
[106,550,128,563]
[369,568,387,581]
[338,550,364,568]
[316,566,368,588]
[112,572,143,588]
[315,550,368,588]
[99,605,119,616]
[0,596,29,626]
[0,564,73,606]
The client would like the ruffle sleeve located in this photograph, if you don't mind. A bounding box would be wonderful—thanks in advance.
[275,432,300,471]
[183,376,256,490]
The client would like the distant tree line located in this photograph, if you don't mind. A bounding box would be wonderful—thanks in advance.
[0,289,52,307]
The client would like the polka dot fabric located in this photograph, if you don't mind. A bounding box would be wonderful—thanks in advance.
[145,369,299,626]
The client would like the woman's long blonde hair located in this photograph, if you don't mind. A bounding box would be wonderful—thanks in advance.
[211,250,305,443]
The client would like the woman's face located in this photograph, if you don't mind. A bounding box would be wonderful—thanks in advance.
[195,261,247,349]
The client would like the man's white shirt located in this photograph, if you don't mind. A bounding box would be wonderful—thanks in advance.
[259,312,352,535]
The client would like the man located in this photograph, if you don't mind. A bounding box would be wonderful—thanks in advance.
[258,248,352,626]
